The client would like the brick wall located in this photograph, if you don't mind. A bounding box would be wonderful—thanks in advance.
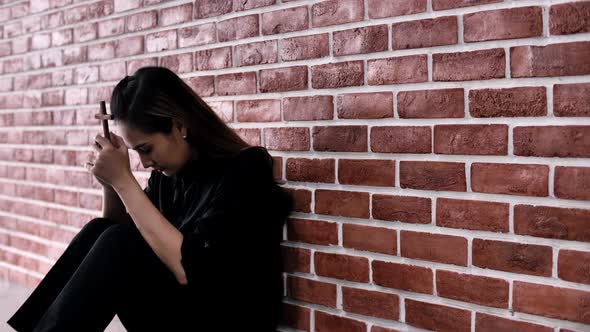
[0,0,589,331]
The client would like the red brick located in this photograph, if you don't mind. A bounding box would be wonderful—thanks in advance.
[515,126,590,158]
[64,46,87,65]
[218,15,259,42]
[311,61,364,89]
[511,42,590,77]
[64,1,113,24]
[260,66,308,93]
[281,303,310,331]
[114,36,143,58]
[281,34,330,62]
[236,99,280,122]
[554,83,590,117]
[145,30,177,53]
[42,91,64,106]
[233,0,275,11]
[98,17,125,38]
[368,55,427,85]
[287,276,337,308]
[73,23,97,43]
[371,126,431,153]
[372,260,433,293]
[401,231,467,266]
[513,281,590,324]
[398,88,464,118]
[178,23,216,48]
[343,224,396,255]
[464,7,542,42]
[159,3,192,26]
[476,313,553,332]
[215,72,256,96]
[434,124,508,155]
[283,96,333,121]
[400,161,466,192]
[469,87,547,117]
[471,163,549,197]
[281,246,310,273]
[127,58,157,76]
[515,204,590,242]
[287,218,338,245]
[405,299,471,332]
[206,100,232,122]
[234,41,277,67]
[434,48,505,81]
[126,11,157,32]
[284,188,312,213]
[334,25,388,56]
[195,47,232,71]
[314,252,369,282]
[559,249,590,285]
[312,0,364,28]
[555,166,590,200]
[187,76,214,97]
[114,0,140,12]
[312,126,367,152]
[437,198,509,232]
[315,311,365,332]
[314,190,368,219]
[52,30,73,47]
[368,0,426,18]
[550,2,590,35]
[337,92,392,119]
[436,270,509,308]
[264,127,310,151]
[393,16,457,50]
[338,159,395,186]
[193,0,232,19]
[342,287,399,320]
[286,158,335,183]
[235,128,260,145]
[473,239,552,276]
[433,0,501,10]
[372,194,432,224]
[261,6,308,35]
[89,63,113,83]
[160,53,193,74]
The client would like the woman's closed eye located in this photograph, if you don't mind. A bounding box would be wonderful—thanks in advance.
[138,148,152,154]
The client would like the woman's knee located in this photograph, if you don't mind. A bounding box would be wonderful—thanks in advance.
[93,222,144,253]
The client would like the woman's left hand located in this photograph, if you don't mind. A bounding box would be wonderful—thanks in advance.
[85,131,133,190]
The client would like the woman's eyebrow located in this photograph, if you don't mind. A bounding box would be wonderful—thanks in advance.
[131,143,148,150]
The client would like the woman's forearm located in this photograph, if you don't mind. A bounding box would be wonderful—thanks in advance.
[102,185,130,222]
[114,176,188,285]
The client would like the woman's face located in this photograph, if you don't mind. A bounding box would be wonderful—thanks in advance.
[118,122,191,177]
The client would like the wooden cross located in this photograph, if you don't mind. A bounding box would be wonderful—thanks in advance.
[94,101,113,140]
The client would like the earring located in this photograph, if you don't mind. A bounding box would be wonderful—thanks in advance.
[182,135,186,139]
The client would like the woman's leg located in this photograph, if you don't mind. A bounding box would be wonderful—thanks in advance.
[30,219,191,332]
[7,217,121,332]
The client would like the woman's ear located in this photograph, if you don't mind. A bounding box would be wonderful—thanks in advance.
[172,119,187,139]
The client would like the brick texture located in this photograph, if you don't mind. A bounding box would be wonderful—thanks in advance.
[1,1,588,331]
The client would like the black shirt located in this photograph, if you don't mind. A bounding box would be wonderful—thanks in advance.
[143,146,293,330]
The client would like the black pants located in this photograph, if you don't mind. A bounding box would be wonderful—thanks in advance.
[7,217,193,332]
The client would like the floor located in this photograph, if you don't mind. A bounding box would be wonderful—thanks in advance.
[0,278,125,332]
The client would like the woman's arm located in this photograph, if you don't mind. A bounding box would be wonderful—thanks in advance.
[113,176,188,285]
[102,185,132,224]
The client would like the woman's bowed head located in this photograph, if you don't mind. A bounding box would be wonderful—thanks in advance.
[84,66,252,191]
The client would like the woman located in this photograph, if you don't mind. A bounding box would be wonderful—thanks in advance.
[7,67,293,331]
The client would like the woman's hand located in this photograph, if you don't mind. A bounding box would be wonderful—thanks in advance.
[84,132,133,190]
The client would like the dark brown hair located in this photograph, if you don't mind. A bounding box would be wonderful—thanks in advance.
[110,66,250,160]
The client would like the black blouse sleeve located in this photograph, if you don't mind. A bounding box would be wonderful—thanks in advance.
[179,147,292,286]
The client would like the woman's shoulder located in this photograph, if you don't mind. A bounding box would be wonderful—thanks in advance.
[223,146,273,181]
